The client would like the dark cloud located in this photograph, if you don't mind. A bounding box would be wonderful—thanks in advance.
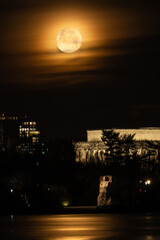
[1,0,159,9]
[1,34,160,91]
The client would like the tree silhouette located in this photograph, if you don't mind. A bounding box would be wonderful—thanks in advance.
[102,129,136,167]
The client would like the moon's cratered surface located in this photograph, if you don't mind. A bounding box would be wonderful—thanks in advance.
[57,28,82,53]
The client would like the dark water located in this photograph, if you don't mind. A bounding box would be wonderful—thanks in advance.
[1,213,160,240]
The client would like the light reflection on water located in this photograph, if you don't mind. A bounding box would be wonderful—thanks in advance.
[53,237,96,240]
[0,214,160,240]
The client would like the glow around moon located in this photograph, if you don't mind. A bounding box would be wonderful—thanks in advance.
[56,28,82,53]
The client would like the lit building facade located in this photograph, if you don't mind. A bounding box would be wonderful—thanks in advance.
[18,118,40,153]
[74,128,160,163]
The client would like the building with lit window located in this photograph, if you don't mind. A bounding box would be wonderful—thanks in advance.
[0,114,47,154]
[18,116,47,154]
[0,114,19,152]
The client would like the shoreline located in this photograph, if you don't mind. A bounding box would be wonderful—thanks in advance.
[1,205,160,215]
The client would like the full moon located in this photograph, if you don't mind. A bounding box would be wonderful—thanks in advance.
[56,28,82,53]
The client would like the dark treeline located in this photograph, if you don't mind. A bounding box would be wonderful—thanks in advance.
[101,129,160,208]
[0,139,102,213]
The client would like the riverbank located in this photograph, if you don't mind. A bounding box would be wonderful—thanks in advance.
[1,204,160,215]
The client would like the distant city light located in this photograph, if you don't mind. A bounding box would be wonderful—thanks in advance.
[61,201,70,207]
[145,180,151,185]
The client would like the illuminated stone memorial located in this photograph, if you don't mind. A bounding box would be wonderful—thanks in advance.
[74,128,160,163]
[97,175,112,206]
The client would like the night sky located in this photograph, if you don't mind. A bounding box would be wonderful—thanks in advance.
[1,0,160,140]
